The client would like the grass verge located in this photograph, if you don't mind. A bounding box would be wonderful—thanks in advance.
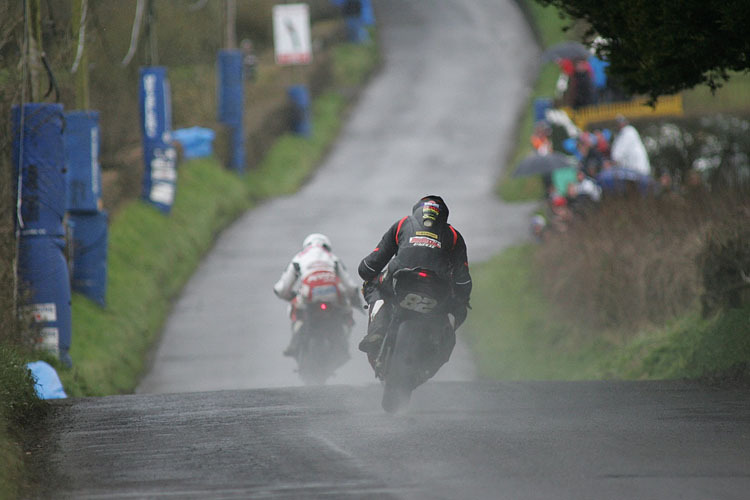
[465,245,750,382]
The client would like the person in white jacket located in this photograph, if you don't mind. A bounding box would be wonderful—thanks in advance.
[610,114,651,176]
[273,233,361,357]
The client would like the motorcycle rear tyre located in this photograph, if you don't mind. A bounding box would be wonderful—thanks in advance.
[382,321,420,413]
[298,334,332,386]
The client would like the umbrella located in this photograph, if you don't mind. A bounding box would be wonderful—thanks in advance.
[541,41,591,62]
[513,152,577,177]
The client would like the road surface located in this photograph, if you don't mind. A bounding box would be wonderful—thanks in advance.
[32,381,750,499]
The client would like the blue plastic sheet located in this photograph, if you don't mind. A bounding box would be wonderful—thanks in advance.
[70,211,108,306]
[173,127,216,159]
[597,167,655,195]
[27,360,67,399]
[12,103,66,237]
[64,110,102,213]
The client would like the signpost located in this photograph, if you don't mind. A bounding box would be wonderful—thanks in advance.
[273,3,312,65]
[273,3,313,136]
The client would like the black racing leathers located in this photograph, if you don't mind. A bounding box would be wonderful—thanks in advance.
[358,215,472,326]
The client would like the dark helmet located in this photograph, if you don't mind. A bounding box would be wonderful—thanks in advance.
[412,195,449,228]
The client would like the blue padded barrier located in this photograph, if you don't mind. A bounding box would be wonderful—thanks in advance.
[287,84,312,136]
[12,103,66,237]
[70,211,108,306]
[64,110,102,213]
[17,235,72,365]
[139,67,177,213]
[217,50,244,127]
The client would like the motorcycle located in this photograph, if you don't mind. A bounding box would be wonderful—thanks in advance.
[293,271,353,385]
[373,267,455,412]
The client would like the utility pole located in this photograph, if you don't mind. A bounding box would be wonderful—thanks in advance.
[26,0,44,102]
[71,0,90,109]
[144,0,158,65]
[225,0,237,49]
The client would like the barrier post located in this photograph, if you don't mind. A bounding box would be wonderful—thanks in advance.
[139,67,177,213]
[12,103,73,366]
[217,49,246,172]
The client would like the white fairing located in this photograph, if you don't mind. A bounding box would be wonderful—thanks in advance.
[273,245,359,305]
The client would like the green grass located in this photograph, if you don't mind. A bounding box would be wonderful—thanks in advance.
[682,72,750,115]
[465,245,750,382]
[331,33,380,88]
[605,309,750,380]
[61,159,249,396]
[464,245,610,380]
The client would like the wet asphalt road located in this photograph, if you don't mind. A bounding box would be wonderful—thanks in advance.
[30,1,750,499]
[37,381,750,499]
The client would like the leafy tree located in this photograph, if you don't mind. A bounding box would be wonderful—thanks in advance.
[535,0,750,101]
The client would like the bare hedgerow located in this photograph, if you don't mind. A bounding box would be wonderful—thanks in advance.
[697,200,750,317]
[532,190,739,333]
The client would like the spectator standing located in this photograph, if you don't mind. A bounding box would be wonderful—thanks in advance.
[570,59,595,109]
[610,114,651,176]
[577,132,605,177]
[240,39,257,82]
[531,121,553,155]
[568,169,602,215]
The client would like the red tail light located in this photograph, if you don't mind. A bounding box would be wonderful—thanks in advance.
[320,303,327,310]
[418,271,428,278]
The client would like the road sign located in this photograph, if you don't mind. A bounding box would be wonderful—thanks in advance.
[273,3,312,65]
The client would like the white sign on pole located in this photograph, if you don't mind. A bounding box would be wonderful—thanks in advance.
[273,3,312,65]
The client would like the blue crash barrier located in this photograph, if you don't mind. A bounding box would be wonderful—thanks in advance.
[64,110,102,213]
[139,67,177,213]
[173,127,216,159]
[27,361,67,399]
[230,124,245,171]
[70,211,108,306]
[217,50,246,172]
[287,84,312,136]
[217,50,244,127]
[17,235,72,366]
[12,103,66,237]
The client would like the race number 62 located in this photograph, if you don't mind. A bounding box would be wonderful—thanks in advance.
[399,293,437,313]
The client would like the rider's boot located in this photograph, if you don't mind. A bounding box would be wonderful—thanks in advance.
[358,300,388,366]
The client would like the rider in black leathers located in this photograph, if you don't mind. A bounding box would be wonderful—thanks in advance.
[357,195,472,367]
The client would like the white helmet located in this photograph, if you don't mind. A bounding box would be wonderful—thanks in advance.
[302,233,332,250]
